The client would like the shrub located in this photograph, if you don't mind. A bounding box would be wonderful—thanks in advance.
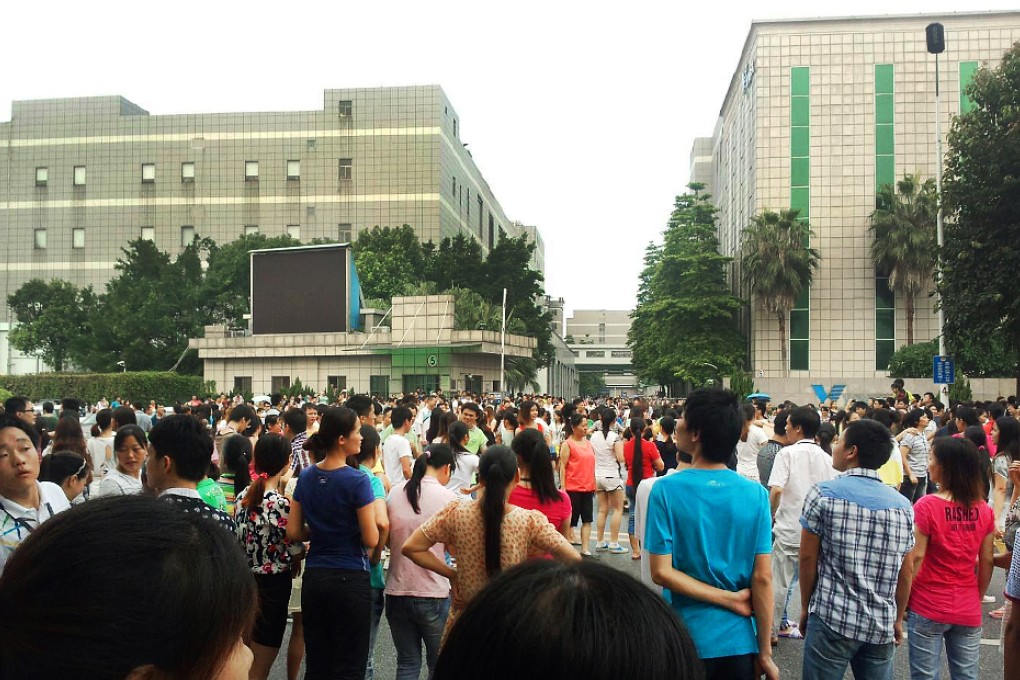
[0,372,209,405]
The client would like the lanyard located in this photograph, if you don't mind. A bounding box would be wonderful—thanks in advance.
[1,501,54,540]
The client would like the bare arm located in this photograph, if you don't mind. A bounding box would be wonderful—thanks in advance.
[977,532,995,596]
[286,499,311,543]
[370,498,389,566]
[769,486,782,519]
[994,475,1007,524]
[401,455,412,481]
[402,526,456,581]
[893,553,913,645]
[649,553,752,615]
[1006,596,1020,679]
[613,439,625,463]
[798,529,821,633]
[751,553,778,680]
[558,442,571,489]
[356,502,379,550]
[901,444,916,482]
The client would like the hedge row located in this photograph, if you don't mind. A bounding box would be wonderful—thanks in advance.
[0,372,211,406]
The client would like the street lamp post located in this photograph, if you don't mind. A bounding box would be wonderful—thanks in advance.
[926,22,950,406]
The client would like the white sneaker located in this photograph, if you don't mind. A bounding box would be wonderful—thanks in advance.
[983,595,996,604]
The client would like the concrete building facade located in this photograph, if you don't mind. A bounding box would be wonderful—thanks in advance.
[0,85,540,372]
[191,294,535,397]
[566,309,639,396]
[699,11,1020,401]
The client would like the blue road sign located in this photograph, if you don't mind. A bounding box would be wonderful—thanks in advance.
[933,355,955,384]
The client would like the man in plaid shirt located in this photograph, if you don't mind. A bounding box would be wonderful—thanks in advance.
[799,418,915,679]
[283,408,310,473]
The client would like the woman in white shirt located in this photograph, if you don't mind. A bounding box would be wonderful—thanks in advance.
[97,425,146,497]
[445,422,479,496]
[86,408,115,476]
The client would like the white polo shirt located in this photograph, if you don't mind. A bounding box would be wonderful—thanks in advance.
[768,439,835,547]
[0,481,71,574]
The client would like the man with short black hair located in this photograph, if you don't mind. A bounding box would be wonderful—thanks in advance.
[0,414,70,575]
[799,419,914,679]
[3,396,36,430]
[383,406,414,486]
[146,415,233,532]
[647,388,776,680]
[459,402,487,454]
[283,408,309,473]
[768,405,834,643]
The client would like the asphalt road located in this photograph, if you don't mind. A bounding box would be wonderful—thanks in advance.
[268,537,1009,680]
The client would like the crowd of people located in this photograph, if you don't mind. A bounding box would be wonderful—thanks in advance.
[1,384,1019,679]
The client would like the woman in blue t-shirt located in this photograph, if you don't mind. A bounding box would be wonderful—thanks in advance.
[288,406,379,680]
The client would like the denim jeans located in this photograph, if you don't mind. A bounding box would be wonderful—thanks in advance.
[364,587,385,680]
[386,595,451,680]
[802,613,896,680]
[906,610,981,680]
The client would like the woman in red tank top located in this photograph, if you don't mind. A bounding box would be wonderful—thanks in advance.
[558,414,596,556]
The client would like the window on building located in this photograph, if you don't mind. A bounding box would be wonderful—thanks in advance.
[181,162,196,182]
[327,375,347,391]
[369,375,390,397]
[73,166,86,186]
[141,163,156,183]
[286,225,301,240]
[140,226,155,242]
[875,274,896,370]
[72,228,86,249]
[338,100,352,118]
[467,190,471,217]
[244,161,259,181]
[181,225,196,247]
[611,350,632,358]
[33,228,47,249]
[233,376,252,394]
[338,223,352,242]
[287,160,300,180]
[271,376,291,393]
[453,119,458,137]
[477,197,483,232]
[338,158,352,181]
[452,176,456,196]
[488,214,494,246]
[244,225,259,236]
[586,350,605,358]
[35,167,48,187]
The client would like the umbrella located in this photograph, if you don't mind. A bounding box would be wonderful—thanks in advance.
[746,392,771,401]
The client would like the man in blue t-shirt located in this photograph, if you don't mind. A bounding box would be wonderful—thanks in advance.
[646,388,777,680]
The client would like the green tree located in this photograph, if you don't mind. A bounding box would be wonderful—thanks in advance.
[629,185,746,387]
[578,372,607,397]
[504,357,540,394]
[479,234,554,366]
[81,239,211,374]
[352,225,426,300]
[942,43,1020,394]
[422,234,485,292]
[203,233,299,328]
[868,174,937,345]
[740,209,820,369]
[7,279,98,371]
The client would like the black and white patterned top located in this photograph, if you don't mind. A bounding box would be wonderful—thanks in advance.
[160,488,235,534]
[234,489,302,574]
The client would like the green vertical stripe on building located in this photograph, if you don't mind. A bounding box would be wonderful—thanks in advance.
[790,66,810,371]
[960,61,979,114]
[874,64,896,370]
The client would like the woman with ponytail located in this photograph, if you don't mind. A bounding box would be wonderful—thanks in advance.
[623,417,663,556]
[446,421,480,495]
[591,407,627,553]
[287,406,379,680]
[386,445,458,678]
[558,413,597,555]
[510,428,572,540]
[235,432,305,680]
[402,445,580,641]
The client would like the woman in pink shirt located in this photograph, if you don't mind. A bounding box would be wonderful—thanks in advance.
[902,437,994,680]
[509,428,572,539]
[558,414,597,556]
[385,444,458,680]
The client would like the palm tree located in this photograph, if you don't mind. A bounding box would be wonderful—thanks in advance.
[868,174,937,345]
[740,209,821,369]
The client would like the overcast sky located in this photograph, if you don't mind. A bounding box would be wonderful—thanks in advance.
[2,1,1015,319]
